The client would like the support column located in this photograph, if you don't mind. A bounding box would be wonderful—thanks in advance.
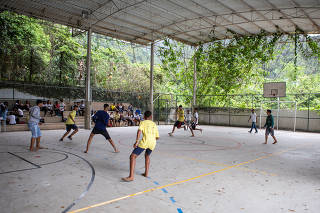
[150,42,154,119]
[85,27,92,129]
[193,48,197,108]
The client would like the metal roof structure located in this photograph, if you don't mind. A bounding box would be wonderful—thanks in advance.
[1,0,320,46]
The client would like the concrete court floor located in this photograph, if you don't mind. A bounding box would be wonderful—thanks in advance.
[0,125,320,213]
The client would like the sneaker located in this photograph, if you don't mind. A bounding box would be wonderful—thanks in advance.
[248,131,252,133]
[59,139,63,142]
[67,136,72,140]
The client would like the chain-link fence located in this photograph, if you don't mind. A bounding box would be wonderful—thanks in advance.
[1,81,320,132]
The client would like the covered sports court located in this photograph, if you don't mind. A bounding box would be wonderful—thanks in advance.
[1,0,320,213]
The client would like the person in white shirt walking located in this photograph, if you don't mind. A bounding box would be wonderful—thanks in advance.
[248,109,258,133]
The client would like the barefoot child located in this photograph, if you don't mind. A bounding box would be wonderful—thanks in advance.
[28,100,44,151]
[263,109,278,144]
[84,104,119,153]
[59,105,79,141]
[189,108,203,137]
[168,105,185,136]
[122,111,159,182]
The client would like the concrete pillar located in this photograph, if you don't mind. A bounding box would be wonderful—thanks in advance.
[193,48,197,108]
[85,27,92,129]
[150,42,154,119]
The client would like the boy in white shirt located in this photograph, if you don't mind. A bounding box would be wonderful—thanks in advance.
[248,109,258,133]
[7,112,16,125]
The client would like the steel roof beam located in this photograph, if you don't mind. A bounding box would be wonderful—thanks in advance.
[214,0,269,33]
[289,0,320,32]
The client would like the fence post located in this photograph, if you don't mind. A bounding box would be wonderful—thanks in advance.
[307,93,310,131]
[157,96,160,125]
[228,95,231,126]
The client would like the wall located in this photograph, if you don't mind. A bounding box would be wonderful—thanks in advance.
[198,108,320,132]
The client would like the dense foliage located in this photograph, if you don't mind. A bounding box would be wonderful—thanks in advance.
[1,11,320,110]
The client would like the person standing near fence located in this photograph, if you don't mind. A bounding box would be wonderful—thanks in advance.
[248,109,258,133]
[28,100,44,151]
[263,109,278,144]
[59,99,65,122]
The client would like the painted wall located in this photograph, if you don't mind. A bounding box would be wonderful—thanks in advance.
[198,108,320,132]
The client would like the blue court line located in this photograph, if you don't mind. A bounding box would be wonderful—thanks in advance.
[177,208,183,213]
[169,197,176,203]
[153,181,160,185]
[162,188,168,193]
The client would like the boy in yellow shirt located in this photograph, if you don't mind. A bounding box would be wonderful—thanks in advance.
[59,105,79,141]
[168,105,185,136]
[122,111,159,182]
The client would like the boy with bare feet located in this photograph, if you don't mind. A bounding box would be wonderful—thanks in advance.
[28,100,44,151]
[122,111,159,182]
[263,109,278,144]
[84,104,119,153]
[168,105,185,136]
[190,108,203,137]
[59,105,79,142]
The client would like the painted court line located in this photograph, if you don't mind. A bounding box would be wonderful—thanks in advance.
[68,146,303,213]
[172,155,278,177]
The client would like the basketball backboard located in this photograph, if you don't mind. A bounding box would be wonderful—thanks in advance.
[263,82,286,98]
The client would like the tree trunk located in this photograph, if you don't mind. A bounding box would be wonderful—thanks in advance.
[29,48,33,82]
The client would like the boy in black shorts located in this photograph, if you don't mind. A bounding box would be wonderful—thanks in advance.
[122,111,159,182]
[168,105,185,136]
[59,105,79,141]
[84,104,119,153]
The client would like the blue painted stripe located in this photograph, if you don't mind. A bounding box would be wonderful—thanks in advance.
[153,181,160,185]
[177,208,183,213]
[169,197,176,203]
[161,188,168,193]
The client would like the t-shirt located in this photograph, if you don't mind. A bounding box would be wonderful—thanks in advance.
[60,102,65,111]
[18,108,23,116]
[138,120,159,150]
[8,115,16,125]
[29,106,41,124]
[66,110,76,125]
[186,113,192,121]
[250,112,257,122]
[264,115,274,128]
[93,110,109,131]
[177,109,184,122]
[114,113,120,120]
[194,112,199,124]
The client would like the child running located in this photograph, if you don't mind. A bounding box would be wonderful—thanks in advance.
[168,105,185,136]
[84,104,119,153]
[122,111,159,182]
[59,105,79,141]
[263,109,278,144]
[189,108,202,137]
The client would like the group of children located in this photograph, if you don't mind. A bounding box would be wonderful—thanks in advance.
[168,105,203,137]
[26,100,278,182]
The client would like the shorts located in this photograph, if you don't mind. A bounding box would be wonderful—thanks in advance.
[190,122,196,130]
[66,124,78,132]
[265,127,274,136]
[132,146,152,156]
[28,123,42,138]
[91,127,111,140]
[174,121,184,128]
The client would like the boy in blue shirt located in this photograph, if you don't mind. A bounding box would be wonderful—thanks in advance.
[84,104,119,153]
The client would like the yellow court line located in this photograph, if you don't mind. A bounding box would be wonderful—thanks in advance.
[170,155,278,176]
[69,146,303,213]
